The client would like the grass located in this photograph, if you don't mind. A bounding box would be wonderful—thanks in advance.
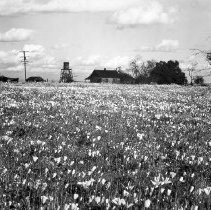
[0,82,211,209]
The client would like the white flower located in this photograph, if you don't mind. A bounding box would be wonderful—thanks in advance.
[144,199,151,208]
[101,178,106,185]
[91,166,97,172]
[179,177,185,182]
[54,157,61,164]
[137,133,144,140]
[41,195,48,204]
[192,205,198,210]
[25,163,30,168]
[198,157,203,164]
[96,125,102,130]
[190,186,194,193]
[204,187,211,195]
[64,204,70,210]
[167,189,172,196]
[123,190,129,197]
[95,196,101,204]
[70,203,79,210]
[74,194,79,200]
[33,156,38,162]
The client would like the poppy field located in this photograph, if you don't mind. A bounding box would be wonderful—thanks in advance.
[0,82,211,209]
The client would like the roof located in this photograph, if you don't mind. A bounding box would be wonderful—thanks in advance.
[86,69,120,80]
[26,76,45,82]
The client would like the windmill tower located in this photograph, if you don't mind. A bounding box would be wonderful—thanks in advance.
[60,62,73,83]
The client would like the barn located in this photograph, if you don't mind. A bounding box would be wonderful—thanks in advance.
[86,68,135,84]
[0,75,19,82]
[85,68,121,83]
[26,76,45,82]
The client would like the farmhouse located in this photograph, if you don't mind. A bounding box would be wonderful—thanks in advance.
[0,75,19,82]
[86,68,135,84]
[26,76,45,82]
[86,68,121,83]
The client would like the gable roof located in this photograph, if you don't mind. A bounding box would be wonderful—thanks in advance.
[86,69,120,80]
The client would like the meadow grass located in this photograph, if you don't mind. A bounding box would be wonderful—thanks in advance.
[0,82,211,209]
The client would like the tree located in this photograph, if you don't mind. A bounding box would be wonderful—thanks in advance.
[150,60,187,85]
[194,76,204,85]
[136,60,156,84]
[128,56,142,78]
[128,57,156,83]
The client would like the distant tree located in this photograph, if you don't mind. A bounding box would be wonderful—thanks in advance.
[150,60,187,85]
[194,76,204,85]
[128,57,156,83]
[128,56,142,78]
[136,60,156,84]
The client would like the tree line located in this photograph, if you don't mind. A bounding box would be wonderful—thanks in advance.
[126,57,205,85]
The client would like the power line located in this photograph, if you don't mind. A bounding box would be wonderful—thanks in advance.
[19,51,29,82]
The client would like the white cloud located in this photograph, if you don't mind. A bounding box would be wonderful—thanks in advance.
[104,56,131,68]
[110,2,176,27]
[0,0,176,28]
[0,28,33,42]
[51,43,69,50]
[0,0,140,15]
[155,40,179,51]
[0,44,57,72]
[23,44,57,69]
[74,55,131,68]
[140,39,179,52]
[75,55,102,66]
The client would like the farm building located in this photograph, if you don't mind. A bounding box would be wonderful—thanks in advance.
[60,62,73,83]
[86,68,135,84]
[26,76,45,82]
[0,75,19,82]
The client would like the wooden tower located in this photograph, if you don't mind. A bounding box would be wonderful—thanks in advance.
[60,62,73,83]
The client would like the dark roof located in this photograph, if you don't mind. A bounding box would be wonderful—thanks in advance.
[86,69,120,80]
[26,76,45,82]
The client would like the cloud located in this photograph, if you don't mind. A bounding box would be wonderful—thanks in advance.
[23,44,57,69]
[110,1,176,27]
[0,0,139,15]
[75,55,102,66]
[0,28,33,42]
[51,43,69,50]
[74,55,131,68]
[104,56,131,68]
[139,39,179,52]
[155,40,179,51]
[0,44,57,72]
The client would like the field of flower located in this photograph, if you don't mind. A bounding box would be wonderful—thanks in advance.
[0,82,211,209]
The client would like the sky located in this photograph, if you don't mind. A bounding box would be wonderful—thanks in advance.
[0,0,211,82]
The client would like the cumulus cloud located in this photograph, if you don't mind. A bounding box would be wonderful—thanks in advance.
[75,55,102,66]
[110,1,176,27]
[155,39,179,51]
[0,28,33,42]
[74,55,131,68]
[104,56,131,68]
[0,0,139,15]
[23,44,57,69]
[140,39,179,52]
[51,43,69,50]
[0,44,57,72]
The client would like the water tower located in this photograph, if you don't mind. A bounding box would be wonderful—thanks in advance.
[60,62,73,83]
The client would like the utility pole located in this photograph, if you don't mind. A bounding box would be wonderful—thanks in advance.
[20,51,29,82]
